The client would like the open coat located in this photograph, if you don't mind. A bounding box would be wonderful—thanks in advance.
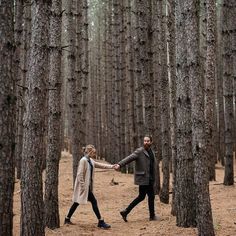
[118,147,156,186]
[72,156,113,204]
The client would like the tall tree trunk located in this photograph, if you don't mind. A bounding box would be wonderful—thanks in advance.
[20,1,50,235]
[190,0,215,234]
[222,0,235,186]
[216,0,225,165]
[135,0,154,136]
[15,0,31,179]
[152,0,162,194]
[81,0,89,146]
[125,0,135,173]
[44,0,62,229]
[104,0,113,160]
[205,0,217,181]
[159,0,171,204]
[75,0,83,148]
[14,0,23,179]
[167,0,177,215]
[232,5,236,156]
[65,0,80,184]
[119,0,126,160]
[175,0,196,227]
[134,0,144,146]
[96,13,102,156]
[0,2,15,236]
[112,0,121,161]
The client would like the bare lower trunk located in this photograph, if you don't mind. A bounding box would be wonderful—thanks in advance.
[222,0,235,186]
[20,1,50,235]
[44,0,62,229]
[0,2,15,236]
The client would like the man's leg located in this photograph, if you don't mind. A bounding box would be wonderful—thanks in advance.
[120,185,147,222]
[147,184,155,219]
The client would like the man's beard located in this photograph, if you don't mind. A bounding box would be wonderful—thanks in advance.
[144,144,151,149]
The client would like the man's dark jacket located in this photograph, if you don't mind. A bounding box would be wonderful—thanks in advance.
[118,147,156,186]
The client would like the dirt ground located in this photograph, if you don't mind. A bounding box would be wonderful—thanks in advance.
[13,152,236,236]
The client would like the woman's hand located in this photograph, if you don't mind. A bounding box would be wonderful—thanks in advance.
[112,164,120,171]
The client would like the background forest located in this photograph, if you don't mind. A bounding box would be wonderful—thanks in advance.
[0,0,235,236]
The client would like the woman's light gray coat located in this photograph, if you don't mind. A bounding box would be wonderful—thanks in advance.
[72,156,113,204]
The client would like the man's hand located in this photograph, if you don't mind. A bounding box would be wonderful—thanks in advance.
[113,164,120,171]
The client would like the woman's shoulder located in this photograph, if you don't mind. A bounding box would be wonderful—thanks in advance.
[80,156,88,163]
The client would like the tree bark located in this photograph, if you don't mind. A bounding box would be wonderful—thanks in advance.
[0,2,15,236]
[190,0,215,233]
[222,0,235,186]
[159,0,171,205]
[205,0,217,181]
[175,0,196,227]
[20,1,50,235]
[152,0,162,195]
[167,0,177,215]
[14,0,23,179]
[65,0,80,184]
[216,0,225,165]
[44,0,62,229]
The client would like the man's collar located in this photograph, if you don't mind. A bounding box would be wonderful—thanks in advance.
[143,149,150,157]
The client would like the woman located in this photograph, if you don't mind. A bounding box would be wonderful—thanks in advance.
[64,144,115,229]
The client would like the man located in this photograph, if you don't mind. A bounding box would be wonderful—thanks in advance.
[115,135,159,222]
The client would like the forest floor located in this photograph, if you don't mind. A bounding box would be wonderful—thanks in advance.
[13,151,236,236]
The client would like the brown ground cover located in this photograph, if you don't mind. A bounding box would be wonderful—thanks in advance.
[13,152,236,235]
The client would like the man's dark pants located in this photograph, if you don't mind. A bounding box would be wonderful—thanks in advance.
[125,183,155,218]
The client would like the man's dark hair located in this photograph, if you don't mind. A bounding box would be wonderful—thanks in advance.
[144,135,153,142]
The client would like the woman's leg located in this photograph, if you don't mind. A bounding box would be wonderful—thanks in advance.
[87,190,101,220]
[66,202,79,219]
[87,190,111,228]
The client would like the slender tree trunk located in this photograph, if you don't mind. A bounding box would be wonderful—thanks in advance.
[81,0,89,146]
[104,0,114,160]
[167,0,177,215]
[216,0,225,165]
[125,0,135,173]
[222,0,235,186]
[15,0,31,179]
[103,1,109,158]
[75,0,83,148]
[112,0,121,162]
[152,0,162,194]
[190,1,215,234]
[0,2,15,235]
[160,0,171,204]
[135,0,154,136]
[14,0,23,179]
[205,0,217,181]
[175,0,196,227]
[119,0,126,159]
[65,0,80,184]
[44,0,62,229]
[20,1,50,235]
[134,0,144,146]
[96,13,102,156]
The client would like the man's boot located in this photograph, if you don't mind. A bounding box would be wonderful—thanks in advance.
[120,210,128,222]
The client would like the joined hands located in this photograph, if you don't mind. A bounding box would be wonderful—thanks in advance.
[112,164,120,171]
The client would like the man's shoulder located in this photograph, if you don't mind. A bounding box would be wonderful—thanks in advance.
[134,147,144,153]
